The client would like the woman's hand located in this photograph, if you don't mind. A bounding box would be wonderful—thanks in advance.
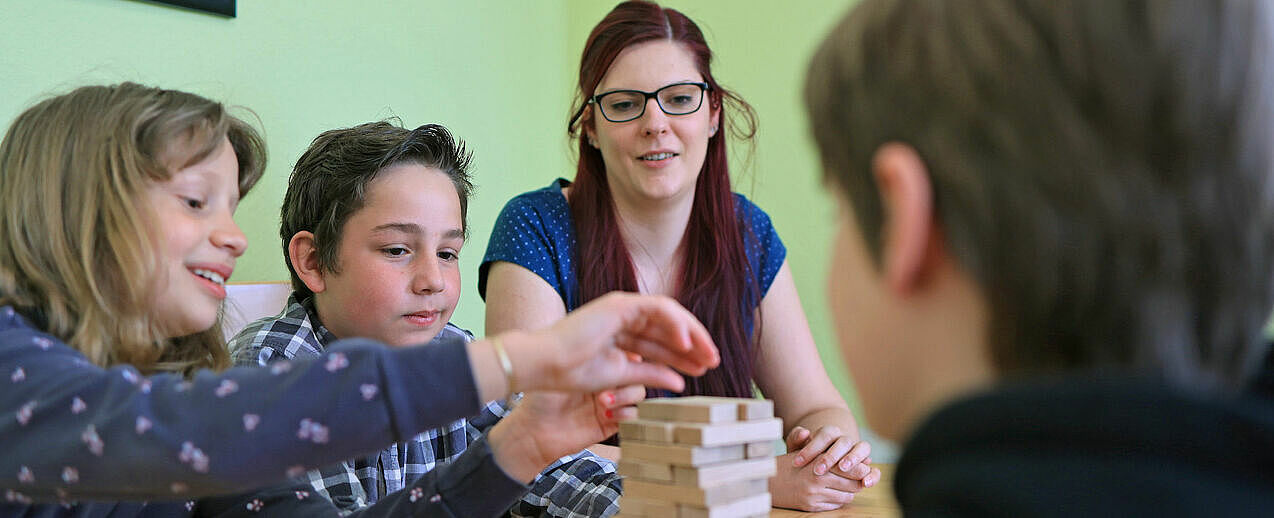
[769,425,881,511]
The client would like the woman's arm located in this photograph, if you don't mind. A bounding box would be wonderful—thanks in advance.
[753,262,880,511]
[484,261,569,335]
[754,263,857,439]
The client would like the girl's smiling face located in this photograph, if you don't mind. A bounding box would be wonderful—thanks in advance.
[148,136,247,338]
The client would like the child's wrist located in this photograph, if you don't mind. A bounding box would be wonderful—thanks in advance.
[488,407,554,482]
[489,335,518,394]
[499,330,552,392]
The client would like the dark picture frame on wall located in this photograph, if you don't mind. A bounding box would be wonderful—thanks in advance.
[147,0,235,17]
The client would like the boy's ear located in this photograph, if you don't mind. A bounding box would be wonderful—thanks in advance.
[288,231,327,294]
[872,142,939,294]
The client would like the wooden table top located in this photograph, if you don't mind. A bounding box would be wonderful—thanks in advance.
[769,463,900,518]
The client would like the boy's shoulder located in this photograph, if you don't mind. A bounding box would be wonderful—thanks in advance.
[228,293,330,366]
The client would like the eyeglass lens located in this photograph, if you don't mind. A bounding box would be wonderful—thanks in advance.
[598,83,705,122]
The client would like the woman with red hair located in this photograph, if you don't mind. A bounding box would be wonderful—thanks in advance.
[480,1,879,511]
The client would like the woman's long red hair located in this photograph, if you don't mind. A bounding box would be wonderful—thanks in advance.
[567,1,760,397]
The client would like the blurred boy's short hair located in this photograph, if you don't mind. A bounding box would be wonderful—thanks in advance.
[805,0,1274,392]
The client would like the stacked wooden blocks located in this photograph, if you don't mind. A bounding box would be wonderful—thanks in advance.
[616,396,782,518]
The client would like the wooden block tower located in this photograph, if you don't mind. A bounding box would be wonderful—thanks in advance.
[616,396,782,518]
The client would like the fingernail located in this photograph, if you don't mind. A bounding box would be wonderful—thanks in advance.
[605,409,613,419]
[793,455,804,466]
[603,392,615,405]
[815,463,826,475]
[840,460,851,471]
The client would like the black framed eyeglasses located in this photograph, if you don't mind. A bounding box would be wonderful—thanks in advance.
[587,82,711,123]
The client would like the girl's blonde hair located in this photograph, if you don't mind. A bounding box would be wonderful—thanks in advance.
[0,82,266,376]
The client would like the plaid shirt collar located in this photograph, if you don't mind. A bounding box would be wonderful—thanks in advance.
[293,294,339,347]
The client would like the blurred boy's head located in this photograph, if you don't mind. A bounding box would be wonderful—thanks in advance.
[281,122,473,347]
[806,0,1274,439]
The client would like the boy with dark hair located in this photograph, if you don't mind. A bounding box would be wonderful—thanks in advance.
[230,121,624,516]
[805,0,1274,514]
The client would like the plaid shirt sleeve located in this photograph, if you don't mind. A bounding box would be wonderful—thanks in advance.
[306,459,369,514]
[227,296,371,514]
[466,395,623,517]
[510,450,622,518]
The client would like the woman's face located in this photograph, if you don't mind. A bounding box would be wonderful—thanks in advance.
[586,40,720,208]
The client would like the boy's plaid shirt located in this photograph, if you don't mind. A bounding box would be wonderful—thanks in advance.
[228,294,623,517]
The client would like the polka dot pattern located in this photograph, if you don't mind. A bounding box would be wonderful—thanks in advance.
[479,177,787,313]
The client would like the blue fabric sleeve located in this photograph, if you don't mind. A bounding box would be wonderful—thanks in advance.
[0,307,484,502]
[736,194,787,297]
[479,182,578,309]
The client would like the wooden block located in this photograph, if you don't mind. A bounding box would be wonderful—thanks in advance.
[619,496,678,517]
[619,419,676,443]
[618,420,645,441]
[673,457,776,488]
[745,440,775,458]
[638,396,741,423]
[736,399,773,420]
[618,459,674,483]
[745,440,776,459]
[623,440,745,466]
[625,477,767,507]
[677,492,771,518]
[675,418,782,447]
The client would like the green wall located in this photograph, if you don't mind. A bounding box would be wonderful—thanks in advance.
[1,0,868,427]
